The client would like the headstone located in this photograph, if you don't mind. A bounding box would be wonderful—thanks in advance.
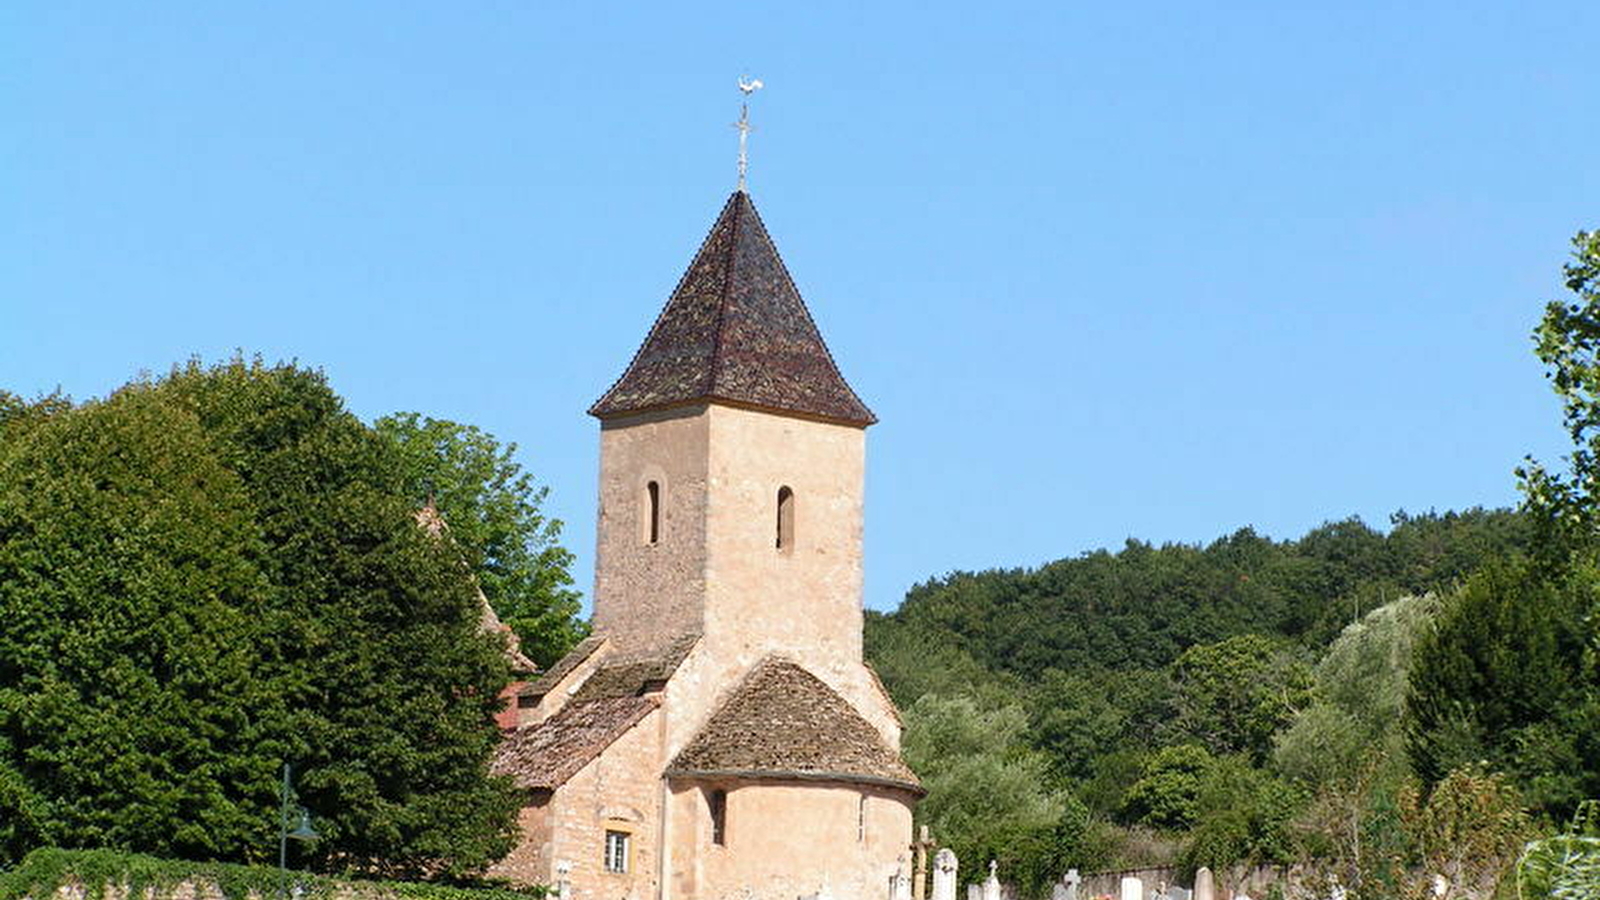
[932,849,959,900]
[1120,876,1143,900]
[1430,874,1448,898]
[968,885,982,900]
[982,861,1002,900]
[1051,869,1080,900]
[1194,868,1214,900]
[1166,889,1191,900]
[890,872,912,900]
[553,860,573,900]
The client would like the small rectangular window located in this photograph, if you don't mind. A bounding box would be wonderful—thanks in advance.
[710,789,727,846]
[604,830,630,873]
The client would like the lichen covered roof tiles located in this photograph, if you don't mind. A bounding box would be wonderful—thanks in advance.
[590,192,875,426]
[667,658,921,793]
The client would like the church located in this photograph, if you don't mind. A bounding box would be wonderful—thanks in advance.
[487,185,921,900]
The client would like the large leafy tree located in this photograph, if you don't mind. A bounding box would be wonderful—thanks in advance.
[374,413,584,666]
[1169,634,1312,763]
[1521,230,1600,549]
[901,694,1092,894]
[0,361,523,876]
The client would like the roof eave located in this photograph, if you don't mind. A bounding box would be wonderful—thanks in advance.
[591,395,876,429]
[663,767,926,797]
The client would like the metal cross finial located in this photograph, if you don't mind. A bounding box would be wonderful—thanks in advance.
[734,76,763,192]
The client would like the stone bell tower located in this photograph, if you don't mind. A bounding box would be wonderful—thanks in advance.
[492,189,917,900]
[588,190,877,686]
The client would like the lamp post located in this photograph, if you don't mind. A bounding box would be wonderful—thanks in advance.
[279,763,319,899]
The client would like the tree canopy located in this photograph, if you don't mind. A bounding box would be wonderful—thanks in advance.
[374,412,584,666]
[0,361,539,877]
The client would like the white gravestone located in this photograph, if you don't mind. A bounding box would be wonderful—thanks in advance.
[1193,868,1214,900]
[932,849,959,900]
[1121,877,1143,900]
[982,861,1002,900]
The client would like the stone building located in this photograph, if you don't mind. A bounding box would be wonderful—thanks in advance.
[488,189,921,900]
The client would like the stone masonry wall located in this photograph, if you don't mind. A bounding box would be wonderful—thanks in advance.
[592,407,710,654]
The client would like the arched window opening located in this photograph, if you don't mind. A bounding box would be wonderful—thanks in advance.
[709,789,727,846]
[775,486,794,550]
[645,481,661,545]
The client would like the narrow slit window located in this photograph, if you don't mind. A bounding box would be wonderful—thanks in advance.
[776,486,794,550]
[645,481,660,545]
[709,789,727,846]
[857,794,866,842]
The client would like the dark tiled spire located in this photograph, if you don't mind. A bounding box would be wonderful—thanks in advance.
[589,192,876,426]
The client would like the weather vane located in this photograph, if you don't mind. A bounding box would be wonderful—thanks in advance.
[735,76,763,192]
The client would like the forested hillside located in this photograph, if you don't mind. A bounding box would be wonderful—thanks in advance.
[864,509,1558,893]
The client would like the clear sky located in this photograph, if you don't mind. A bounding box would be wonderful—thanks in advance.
[5,3,1597,612]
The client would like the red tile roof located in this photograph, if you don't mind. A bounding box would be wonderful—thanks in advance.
[590,192,876,426]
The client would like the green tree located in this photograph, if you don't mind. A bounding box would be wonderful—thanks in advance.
[1520,230,1600,550]
[0,361,523,876]
[1275,593,1440,787]
[374,413,584,666]
[1404,558,1600,818]
[1181,756,1301,874]
[1122,744,1214,830]
[1170,635,1312,763]
[901,694,1093,895]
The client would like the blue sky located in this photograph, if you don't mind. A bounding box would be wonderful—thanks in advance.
[5,2,1597,612]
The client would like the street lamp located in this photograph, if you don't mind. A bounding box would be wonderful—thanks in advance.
[279,763,319,899]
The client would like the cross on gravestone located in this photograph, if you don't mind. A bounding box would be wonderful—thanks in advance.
[1052,869,1081,900]
[982,862,1001,900]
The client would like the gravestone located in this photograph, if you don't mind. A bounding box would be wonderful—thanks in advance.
[968,885,982,900]
[932,849,959,900]
[1120,876,1143,900]
[553,860,573,900]
[982,861,1002,900]
[1193,868,1214,900]
[1052,869,1081,900]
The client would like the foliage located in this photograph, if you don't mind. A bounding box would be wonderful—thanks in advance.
[1122,744,1214,830]
[1518,230,1600,551]
[374,413,584,666]
[1180,756,1302,873]
[1027,667,1170,783]
[1399,765,1531,898]
[1276,594,1440,787]
[0,361,525,876]
[1169,635,1312,763]
[1404,558,1600,819]
[900,694,1093,896]
[1517,801,1600,900]
[0,847,549,900]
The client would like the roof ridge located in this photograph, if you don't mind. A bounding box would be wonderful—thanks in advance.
[728,197,875,421]
[589,192,876,426]
[705,191,744,398]
[588,194,740,415]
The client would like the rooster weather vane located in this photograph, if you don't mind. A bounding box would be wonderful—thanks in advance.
[735,76,763,192]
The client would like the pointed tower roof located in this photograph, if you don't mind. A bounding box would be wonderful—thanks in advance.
[590,192,876,426]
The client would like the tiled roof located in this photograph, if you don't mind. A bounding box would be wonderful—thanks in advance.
[590,192,876,426]
[569,633,700,703]
[667,659,922,793]
[519,635,606,700]
[492,696,658,790]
